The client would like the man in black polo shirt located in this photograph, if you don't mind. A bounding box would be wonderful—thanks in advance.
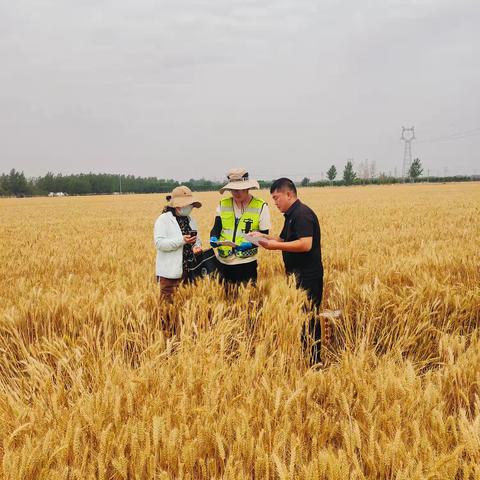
[254,178,323,366]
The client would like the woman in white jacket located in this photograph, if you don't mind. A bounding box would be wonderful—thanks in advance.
[154,185,202,302]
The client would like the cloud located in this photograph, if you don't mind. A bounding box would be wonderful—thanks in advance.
[0,0,479,178]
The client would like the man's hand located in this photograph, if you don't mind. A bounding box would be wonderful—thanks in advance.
[259,236,312,252]
[251,231,283,242]
[258,238,280,250]
[193,246,202,254]
[210,236,219,248]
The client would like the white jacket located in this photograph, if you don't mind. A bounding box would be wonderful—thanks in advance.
[154,211,201,279]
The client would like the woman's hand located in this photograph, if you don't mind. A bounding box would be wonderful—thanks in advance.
[192,246,202,255]
[184,235,197,245]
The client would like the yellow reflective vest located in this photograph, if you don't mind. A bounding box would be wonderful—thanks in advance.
[218,196,265,258]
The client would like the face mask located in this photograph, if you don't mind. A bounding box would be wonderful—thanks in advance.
[178,205,193,216]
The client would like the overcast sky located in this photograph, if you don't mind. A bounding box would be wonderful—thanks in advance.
[1,0,479,180]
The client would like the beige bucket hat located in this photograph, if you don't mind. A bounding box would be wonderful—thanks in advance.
[166,185,202,208]
[219,168,260,194]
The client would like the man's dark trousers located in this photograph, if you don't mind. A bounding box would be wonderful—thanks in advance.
[296,274,323,366]
[218,261,258,288]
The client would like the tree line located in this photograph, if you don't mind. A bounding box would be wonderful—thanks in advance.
[301,159,424,186]
[0,171,224,197]
[0,163,476,197]
[300,158,475,187]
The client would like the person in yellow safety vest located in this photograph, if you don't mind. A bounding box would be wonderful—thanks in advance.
[210,168,271,286]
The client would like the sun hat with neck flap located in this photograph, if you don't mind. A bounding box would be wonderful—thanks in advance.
[219,168,260,194]
[166,185,202,208]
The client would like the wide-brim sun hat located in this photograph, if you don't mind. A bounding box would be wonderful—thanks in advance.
[219,168,260,194]
[166,185,202,208]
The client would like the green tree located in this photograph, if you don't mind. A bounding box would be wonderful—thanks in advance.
[36,171,55,193]
[301,177,310,187]
[0,174,7,196]
[7,169,30,196]
[67,175,91,194]
[409,158,423,181]
[327,165,337,182]
[343,161,356,185]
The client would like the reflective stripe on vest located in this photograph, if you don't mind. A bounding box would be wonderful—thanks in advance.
[218,196,264,258]
[219,206,262,215]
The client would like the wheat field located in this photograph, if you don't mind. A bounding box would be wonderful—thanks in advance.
[0,183,479,479]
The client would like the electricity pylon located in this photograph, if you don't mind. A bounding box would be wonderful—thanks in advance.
[401,126,416,178]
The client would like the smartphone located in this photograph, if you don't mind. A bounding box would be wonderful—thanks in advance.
[189,230,197,237]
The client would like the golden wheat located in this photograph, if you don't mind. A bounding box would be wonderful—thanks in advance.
[0,183,479,479]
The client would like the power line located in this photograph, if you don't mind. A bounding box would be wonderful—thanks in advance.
[417,127,480,144]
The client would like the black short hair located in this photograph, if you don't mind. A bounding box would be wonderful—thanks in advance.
[270,177,297,195]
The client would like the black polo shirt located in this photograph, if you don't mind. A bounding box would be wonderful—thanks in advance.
[280,199,323,279]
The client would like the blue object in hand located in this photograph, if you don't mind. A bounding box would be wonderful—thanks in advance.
[236,241,253,251]
[210,236,219,248]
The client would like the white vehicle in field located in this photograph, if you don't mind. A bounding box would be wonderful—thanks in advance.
[48,192,68,197]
